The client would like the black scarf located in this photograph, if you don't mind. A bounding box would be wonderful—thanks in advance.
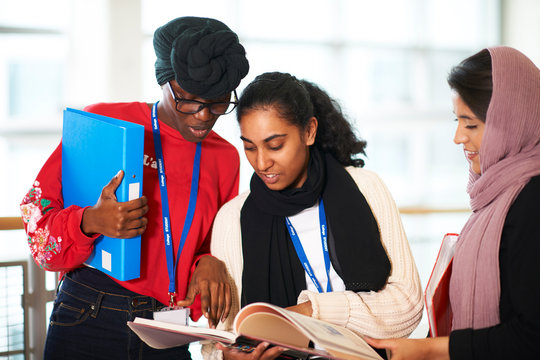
[240,148,391,308]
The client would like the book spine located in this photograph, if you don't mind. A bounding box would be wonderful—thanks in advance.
[121,127,144,202]
[116,125,144,280]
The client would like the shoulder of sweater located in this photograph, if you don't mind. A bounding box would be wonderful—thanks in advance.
[344,166,392,198]
[215,191,250,220]
[344,166,382,182]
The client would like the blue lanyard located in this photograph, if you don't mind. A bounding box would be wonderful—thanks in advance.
[285,199,332,293]
[151,102,202,306]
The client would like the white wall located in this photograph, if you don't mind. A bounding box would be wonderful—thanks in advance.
[502,0,540,65]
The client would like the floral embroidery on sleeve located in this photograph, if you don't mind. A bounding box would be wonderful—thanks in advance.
[20,181,61,268]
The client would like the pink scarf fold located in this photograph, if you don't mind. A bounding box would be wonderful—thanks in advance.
[450,46,540,330]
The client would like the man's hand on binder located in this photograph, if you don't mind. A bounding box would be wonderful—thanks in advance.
[176,255,231,329]
[81,170,149,238]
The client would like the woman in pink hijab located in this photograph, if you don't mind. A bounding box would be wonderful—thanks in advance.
[367,46,540,359]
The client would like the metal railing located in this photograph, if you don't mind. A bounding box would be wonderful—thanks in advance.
[0,261,28,359]
[1,217,55,360]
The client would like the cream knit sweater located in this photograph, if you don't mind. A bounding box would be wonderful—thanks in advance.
[201,167,423,359]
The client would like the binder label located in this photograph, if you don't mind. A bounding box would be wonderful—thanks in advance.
[129,182,140,200]
[102,250,112,272]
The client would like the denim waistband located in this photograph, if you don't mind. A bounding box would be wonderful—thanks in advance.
[59,269,165,313]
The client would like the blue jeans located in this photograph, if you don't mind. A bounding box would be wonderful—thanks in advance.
[44,267,191,360]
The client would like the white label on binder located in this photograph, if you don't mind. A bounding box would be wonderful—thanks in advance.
[102,250,112,271]
[129,182,140,200]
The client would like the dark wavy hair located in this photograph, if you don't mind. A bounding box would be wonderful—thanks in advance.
[236,72,366,167]
[447,49,493,122]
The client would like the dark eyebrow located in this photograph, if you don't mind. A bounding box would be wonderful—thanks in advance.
[453,111,478,121]
[175,85,229,102]
[458,114,479,120]
[240,134,287,143]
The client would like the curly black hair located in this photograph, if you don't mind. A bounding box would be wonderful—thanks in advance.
[236,72,366,167]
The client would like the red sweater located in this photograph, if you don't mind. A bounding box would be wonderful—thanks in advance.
[20,102,240,320]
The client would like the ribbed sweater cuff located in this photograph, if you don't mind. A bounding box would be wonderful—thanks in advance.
[298,290,350,327]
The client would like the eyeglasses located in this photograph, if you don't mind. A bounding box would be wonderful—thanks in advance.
[167,82,238,115]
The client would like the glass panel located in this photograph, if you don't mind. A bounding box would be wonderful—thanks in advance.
[0,264,25,357]
[0,34,66,126]
[424,51,470,109]
[0,0,69,30]
[0,135,61,217]
[424,0,500,47]
[425,121,471,207]
[237,0,335,41]
[45,271,58,292]
[142,0,234,34]
[0,231,29,262]
[46,301,54,331]
[9,61,64,118]
[341,0,421,45]
[141,38,163,102]
[404,212,470,282]
[240,42,337,91]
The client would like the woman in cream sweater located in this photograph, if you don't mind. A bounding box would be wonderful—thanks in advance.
[203,72,423,360]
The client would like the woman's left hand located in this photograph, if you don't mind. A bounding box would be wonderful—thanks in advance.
[176,255,231,328]
[365,336,450,360]
[286,301,313,317]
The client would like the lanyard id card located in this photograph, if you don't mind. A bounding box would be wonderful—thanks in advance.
[285,199,332,293]
[151,101,202,308]
[153,306,190,325]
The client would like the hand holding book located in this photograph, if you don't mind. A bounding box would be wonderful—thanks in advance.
[128,302,383,359]
[216,341,288,360]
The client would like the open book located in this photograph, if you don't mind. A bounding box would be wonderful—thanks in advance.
[128,302,383,360]
[425,233,458,337]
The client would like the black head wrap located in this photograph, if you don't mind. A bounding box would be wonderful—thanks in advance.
[153,16,249,99]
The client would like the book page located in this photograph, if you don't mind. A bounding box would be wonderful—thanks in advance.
[283,311,382,360]
[127,318,237,349]
[236,312,310,348]
[235,302,382,360]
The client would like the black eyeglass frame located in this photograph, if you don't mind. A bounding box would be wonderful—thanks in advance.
[167,82,238,115]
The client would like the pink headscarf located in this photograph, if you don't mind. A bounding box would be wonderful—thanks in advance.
[450,46,540,330]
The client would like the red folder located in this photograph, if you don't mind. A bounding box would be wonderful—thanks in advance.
[425,233,458,337]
